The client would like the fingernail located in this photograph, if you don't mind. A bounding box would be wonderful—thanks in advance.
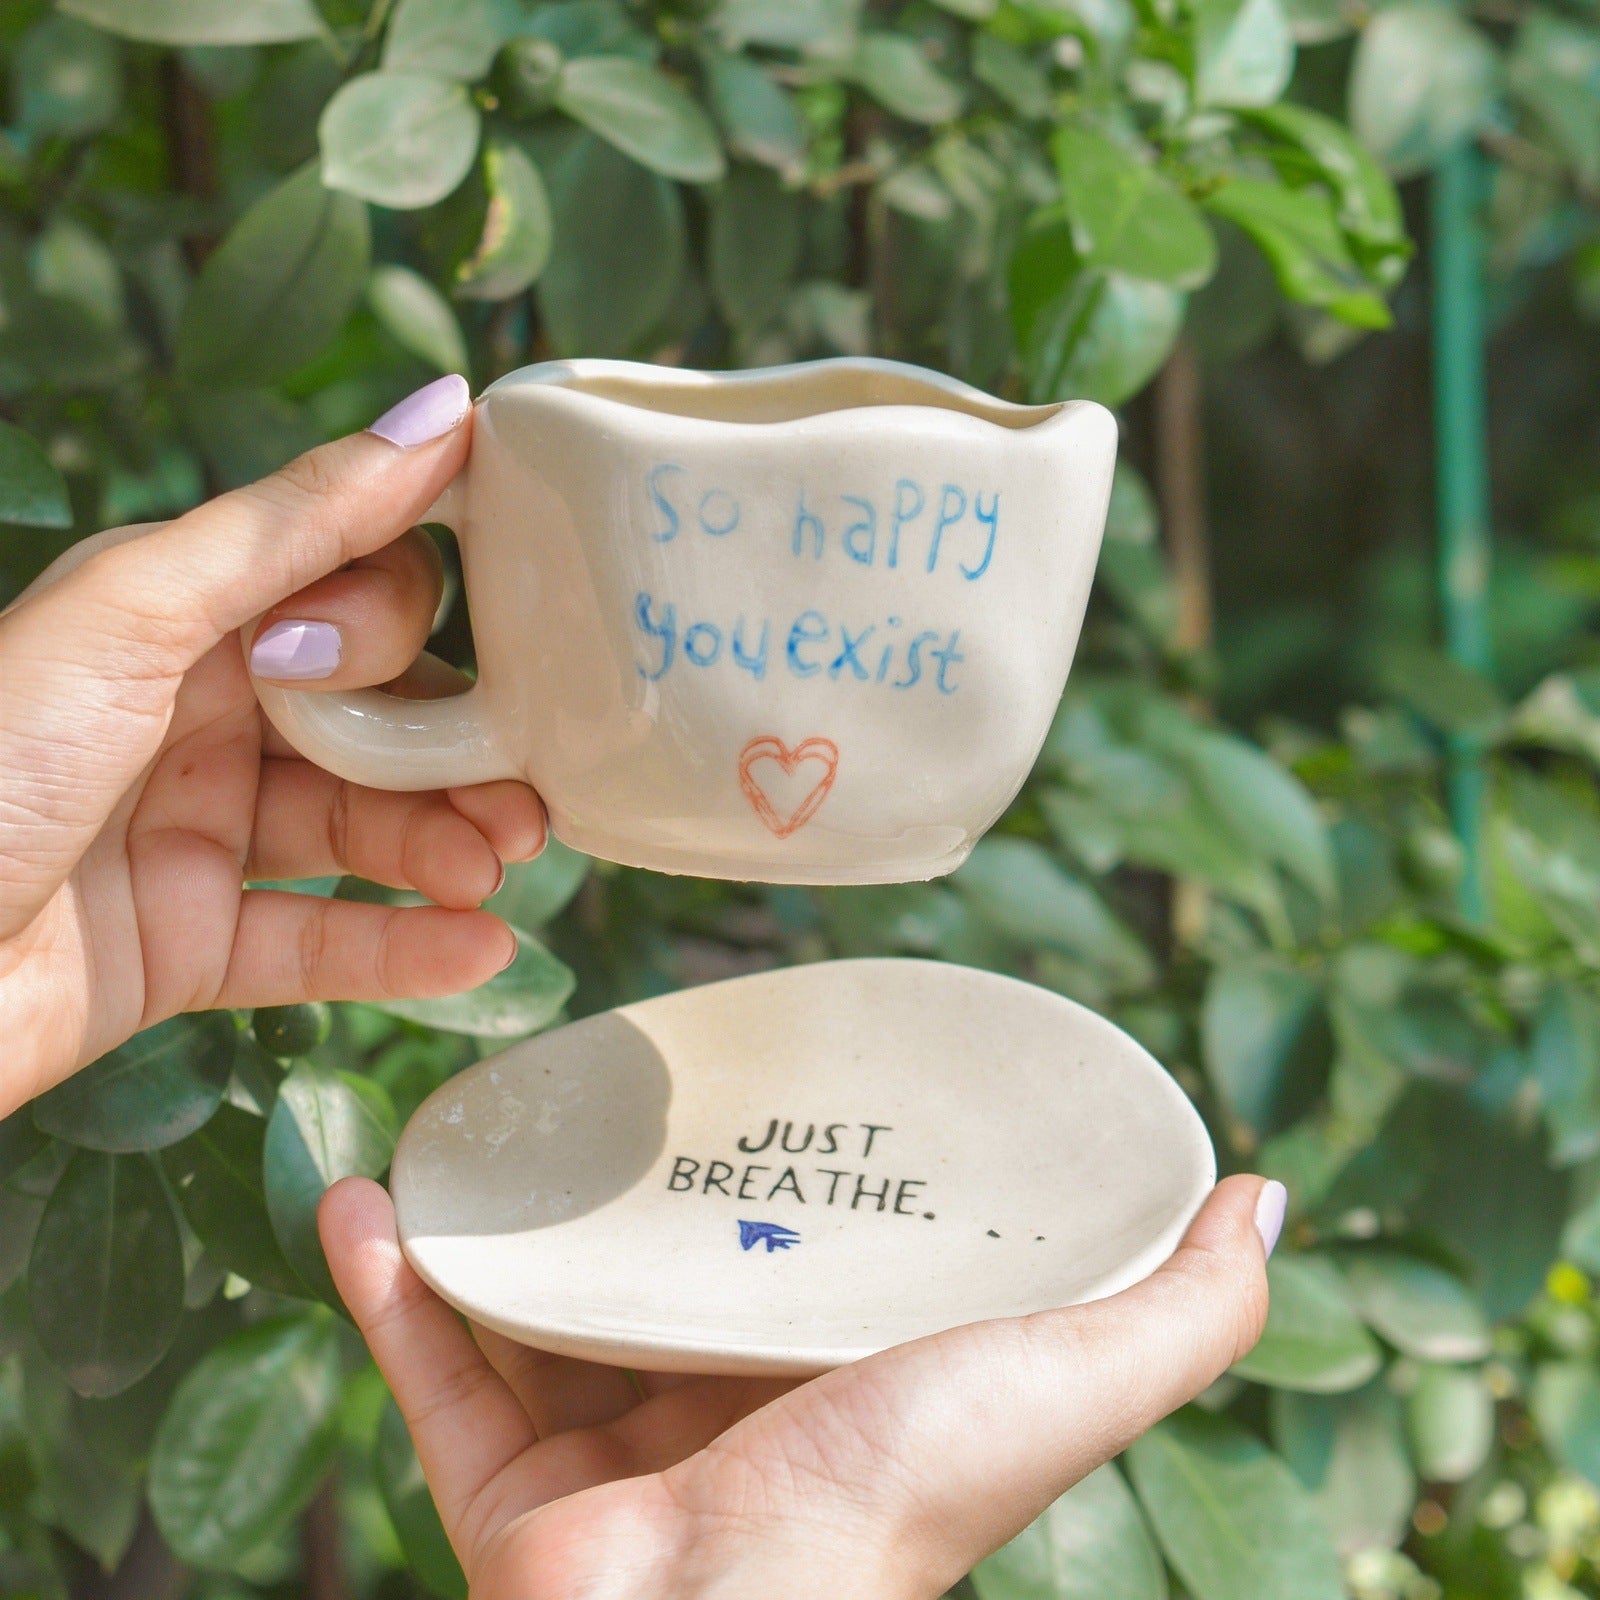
[498,933,519,973]
[491,861,506,897]
[250,620,342,680]
[368,373,472,448]
[1254,1180,1288,1259]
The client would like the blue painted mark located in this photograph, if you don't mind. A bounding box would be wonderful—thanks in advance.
[738,1220,801,1253]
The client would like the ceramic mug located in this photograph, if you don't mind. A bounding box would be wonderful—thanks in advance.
[251,357,1117,885]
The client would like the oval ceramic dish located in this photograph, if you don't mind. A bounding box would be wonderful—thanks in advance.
[391,958,1215,1376]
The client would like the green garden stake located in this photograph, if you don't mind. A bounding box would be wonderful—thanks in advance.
[1430,142,1493,921]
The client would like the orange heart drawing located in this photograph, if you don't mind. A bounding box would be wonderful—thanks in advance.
[738,736,840,839]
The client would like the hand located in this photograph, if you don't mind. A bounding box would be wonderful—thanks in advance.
[320,1173,1283,1600]
[0,376,545,1115]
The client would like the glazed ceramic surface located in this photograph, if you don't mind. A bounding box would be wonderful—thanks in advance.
[390,959,1215,1376]
[254,358,1117,885]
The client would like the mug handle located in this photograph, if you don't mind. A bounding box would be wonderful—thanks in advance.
[249,473,518,793]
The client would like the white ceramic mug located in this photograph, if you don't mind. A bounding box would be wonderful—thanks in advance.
[252,357,1117,885]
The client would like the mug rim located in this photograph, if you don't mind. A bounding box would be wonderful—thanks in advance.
[479,354,1085,438]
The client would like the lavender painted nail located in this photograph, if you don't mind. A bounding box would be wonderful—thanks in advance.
[251,620,342,681]
[368,373,472,448]
[1254,1180,1288,1258]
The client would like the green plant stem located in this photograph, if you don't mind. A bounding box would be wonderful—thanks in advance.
[1430,142,1493,921]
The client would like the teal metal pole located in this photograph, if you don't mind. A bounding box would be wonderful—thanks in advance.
[1429,143,1493,921]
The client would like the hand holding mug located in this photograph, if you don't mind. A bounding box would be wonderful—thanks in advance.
[254,359,1117,885]
[0,376,544,1113]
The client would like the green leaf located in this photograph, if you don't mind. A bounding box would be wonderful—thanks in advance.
[1013,231,1184,406]
[33,218,125,329]
[1156,720,1337,905]
[320,72,482,210]
[1373,642,1507,737]
[539,132,686,355]
[1234,1255,1382,1393]
[383,0,516,81]
[849,34,966,125]
[368,265,469,375]
[375,927,576,1037]
[1413,1089,1568,1321]
[0,423,71,529]
[1511,669,1600,770]
[454,137,553,300]
[973,1463,1167,1600]
[555,56,725,183]
[1349,2,1501,178]
[1404,1361,1494,1483]
[1203,179,1390,328]
[164,1105,305,1297]
[972,33,1051,119]
[1052,127,1216,289]
[1127,1409,1344,1600]
[1270,1382,1414,1554]
[33,1013,235,1154]
[1201,961,1321,1138]
[14,16,121,139]
[1,1107,48,1184]
[375,1399,466,1600]
[956,836,1155,989]
[1192,0,1294,107]
[177,164,369,388]
[520,0,653,60]
[1510,11,1600,191]
[264,1063,397,1307]
[1532,1361,1600,1488]
[486,837,590,929]
[1241,105,1410,288]
[148,1314,342,1565]
[706,54,806,175]
[717,0,861,56]
[58,0,324,44]
[1533,982,1600,1166]
[28,1151,184,1399]
[711,164,803,334]
[22,1360,142,1571]
[1339,1251,1491,1363]
[0,1186,43,1294]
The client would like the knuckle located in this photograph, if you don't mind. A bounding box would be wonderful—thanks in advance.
[326,782,353,873]
[372,908,405,1000]
[297,901,333,994]
[273,445,343,506]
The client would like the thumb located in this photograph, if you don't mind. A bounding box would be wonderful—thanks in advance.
[21,374,473,671]
[0,376,471,940]
[688,1175,1280,1595]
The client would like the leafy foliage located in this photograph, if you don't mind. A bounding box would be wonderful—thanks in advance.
[0,0,1598,1596]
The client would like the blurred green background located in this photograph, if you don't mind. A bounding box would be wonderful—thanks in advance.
[1,0,1600,1597]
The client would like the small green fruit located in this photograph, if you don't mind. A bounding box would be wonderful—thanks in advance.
[251,1002,332,1059]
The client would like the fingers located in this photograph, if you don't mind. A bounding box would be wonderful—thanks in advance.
[212,893,515,1009]
[682,1176,1277,1595]
[248,526,444,692]
[45,375,472,675]
[446,782,547,865]
[470,1325,645,1438]
[249,763,496,909]
[319,1179,540,1567]
[249,764,546,905]
[0,380,470,939]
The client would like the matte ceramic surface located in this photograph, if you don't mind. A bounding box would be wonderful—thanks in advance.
[254,358,1117,884]
[391,959,1215,1376]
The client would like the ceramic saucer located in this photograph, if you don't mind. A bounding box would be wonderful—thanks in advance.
[391,958,1215,1376]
